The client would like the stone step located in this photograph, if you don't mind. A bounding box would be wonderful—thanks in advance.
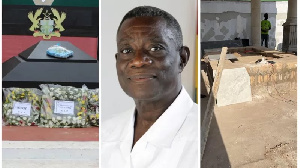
[3,141,99,168]
[3,160,99,168]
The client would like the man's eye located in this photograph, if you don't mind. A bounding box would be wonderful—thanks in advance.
[150,45,164,52]
[121,49,132,54]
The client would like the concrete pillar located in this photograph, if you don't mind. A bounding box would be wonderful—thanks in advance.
[251,0,261,46]
[286,0,297,24]
[282,0,297,52]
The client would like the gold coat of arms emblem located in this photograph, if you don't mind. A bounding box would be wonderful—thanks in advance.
[28,8,66,39]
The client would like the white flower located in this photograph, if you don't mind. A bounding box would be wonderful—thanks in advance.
[49,121,53,128]
[22,117,27,120]
[57,116,62,120]
[34,116,39,120]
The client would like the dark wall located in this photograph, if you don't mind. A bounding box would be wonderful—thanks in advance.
[3,0,99,7]
[2,5,99,37]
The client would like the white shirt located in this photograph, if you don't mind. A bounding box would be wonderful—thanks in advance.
[101,87,198,168]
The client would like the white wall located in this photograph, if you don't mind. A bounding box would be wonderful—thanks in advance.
[101,0,197,119]
[201,1,288,50]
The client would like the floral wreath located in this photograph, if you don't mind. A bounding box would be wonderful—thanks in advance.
[40,85,88,128]
[3,88,41,126]
[87,89,99,127]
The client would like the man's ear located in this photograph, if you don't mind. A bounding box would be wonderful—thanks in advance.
[179,46,190,72]
[115,53,118,60]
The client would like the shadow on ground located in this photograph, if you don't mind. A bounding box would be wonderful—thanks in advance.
[201,115,231,168]
[201,61,231,168]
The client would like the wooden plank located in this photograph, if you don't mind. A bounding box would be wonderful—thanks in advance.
[201,47,228,159]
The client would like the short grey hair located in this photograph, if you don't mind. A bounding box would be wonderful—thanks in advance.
[117,6,183,48]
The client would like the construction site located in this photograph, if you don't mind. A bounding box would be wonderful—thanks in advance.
[200,0,297,167]
[201,45,297,167]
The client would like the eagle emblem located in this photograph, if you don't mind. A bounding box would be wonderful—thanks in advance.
[28,8,66,39]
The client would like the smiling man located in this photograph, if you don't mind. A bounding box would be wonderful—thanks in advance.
[102,6,198,168]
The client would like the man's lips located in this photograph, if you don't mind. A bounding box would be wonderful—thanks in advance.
[127,74,157,82]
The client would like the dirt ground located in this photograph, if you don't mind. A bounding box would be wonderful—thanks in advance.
[201,88,297,167]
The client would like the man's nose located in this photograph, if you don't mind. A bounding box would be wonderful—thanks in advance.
[129,50,152,68]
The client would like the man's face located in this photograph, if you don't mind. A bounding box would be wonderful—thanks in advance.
[116,16,183,101]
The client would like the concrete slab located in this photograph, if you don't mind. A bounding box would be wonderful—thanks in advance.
[217,67,252,106]
[3,160,99,168]
[206,47,297,99]
[19,41,97,63]
[207,54,237,60]
[3,141,99,167]
[3,141,99,160]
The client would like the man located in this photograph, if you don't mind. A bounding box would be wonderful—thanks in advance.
[261,13,271,48]
[102,6,198,168]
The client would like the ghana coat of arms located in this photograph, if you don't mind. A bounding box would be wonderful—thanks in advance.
[28,8,66,39]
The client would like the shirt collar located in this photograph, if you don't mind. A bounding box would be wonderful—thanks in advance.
[143,86,194,148]
[120,86,194,148]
